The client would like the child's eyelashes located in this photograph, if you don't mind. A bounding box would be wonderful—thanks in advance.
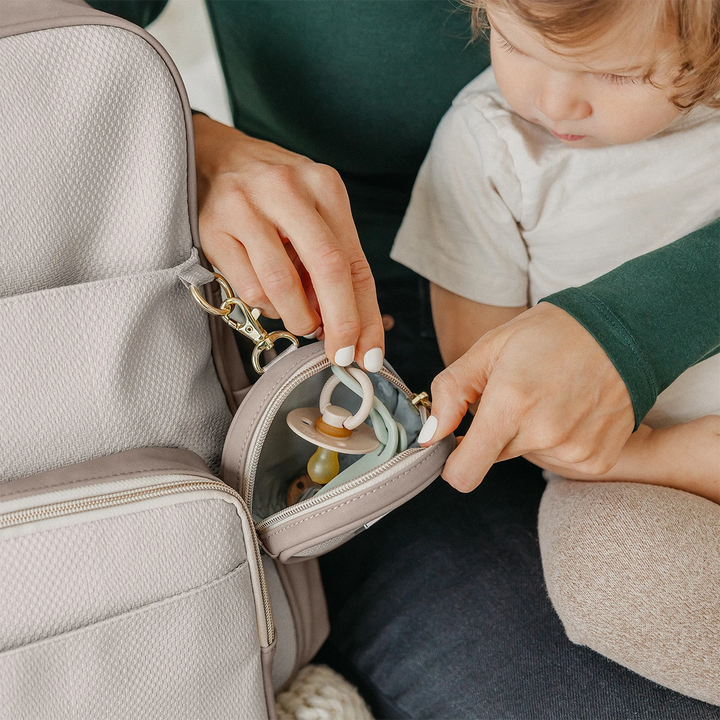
[497,36,526,57]
[597,73,642,85]
[495,32,645,87]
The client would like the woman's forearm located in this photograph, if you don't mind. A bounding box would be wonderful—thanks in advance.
[543,219,720,428]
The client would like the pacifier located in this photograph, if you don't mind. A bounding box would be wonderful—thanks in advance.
[286,367,380,504]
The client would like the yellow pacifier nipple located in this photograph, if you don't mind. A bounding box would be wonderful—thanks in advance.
[306,406,353,485]
[307,447,339,485]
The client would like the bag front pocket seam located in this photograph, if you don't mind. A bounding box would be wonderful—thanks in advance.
[0,466,207,500]
[0,561,249,658]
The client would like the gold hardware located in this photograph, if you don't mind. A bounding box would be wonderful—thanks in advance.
[411,391,431,410]
[190,272,299,374]
[188,273,234,317]
[250,330,300,375]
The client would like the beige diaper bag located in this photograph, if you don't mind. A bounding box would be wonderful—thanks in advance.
[0,1,452,717]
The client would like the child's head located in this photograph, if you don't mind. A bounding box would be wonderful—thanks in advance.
[468,0,720,148]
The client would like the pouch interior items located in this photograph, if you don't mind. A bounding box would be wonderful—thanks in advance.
[221,342,454,562]
[253,366,423,520]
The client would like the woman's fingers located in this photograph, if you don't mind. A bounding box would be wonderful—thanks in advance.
[200,179,320,333]
[194,116,384,367]
[258,169,368,366]
[419,331,515,492]
[284,242,323,332]
[200,228,278,318]
[309,165,385,371]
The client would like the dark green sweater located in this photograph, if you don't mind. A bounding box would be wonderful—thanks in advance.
[92,0,720,425]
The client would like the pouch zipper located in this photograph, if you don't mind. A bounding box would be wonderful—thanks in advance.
[245,357,422,526]
[0,477,275,646]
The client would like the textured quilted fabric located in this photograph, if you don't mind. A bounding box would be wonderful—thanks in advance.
[0,565,267,720]
[0,26,190,296]
[0,497,245,650]
[0,260,231,481]
[0,22,267,720]
[0,24,232,479]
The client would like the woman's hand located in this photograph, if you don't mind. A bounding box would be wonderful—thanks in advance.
[193,114,385,371]
[419,302,635,491]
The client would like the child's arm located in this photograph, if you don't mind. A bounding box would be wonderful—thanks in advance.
[527,417,720,504]
[430,283,527,366]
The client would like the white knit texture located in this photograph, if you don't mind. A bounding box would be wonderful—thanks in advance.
[276,665,374,720]
[0,26,231,480]
[0,26,190,297]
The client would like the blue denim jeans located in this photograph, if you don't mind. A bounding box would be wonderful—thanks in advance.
[316,277,720,720]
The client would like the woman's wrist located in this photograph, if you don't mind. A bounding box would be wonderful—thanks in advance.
[524,424,654,483]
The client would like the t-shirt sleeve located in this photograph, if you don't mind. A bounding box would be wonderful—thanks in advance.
[391,100,529,307]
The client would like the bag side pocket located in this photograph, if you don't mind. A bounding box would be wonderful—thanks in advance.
[0,253,231,483]
[0,564,266,720]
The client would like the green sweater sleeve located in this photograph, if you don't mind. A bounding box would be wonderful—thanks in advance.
[542,218,720,427]
[87,1,167,27]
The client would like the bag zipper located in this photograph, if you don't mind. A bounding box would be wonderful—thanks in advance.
[244,357,423,526]
[0,477,275,646]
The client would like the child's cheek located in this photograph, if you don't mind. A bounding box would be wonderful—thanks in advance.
[493,65,534,124]
[597,88,682,145]
[604,105,680,145]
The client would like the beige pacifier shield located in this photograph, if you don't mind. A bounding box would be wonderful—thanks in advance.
[286,408,380,454]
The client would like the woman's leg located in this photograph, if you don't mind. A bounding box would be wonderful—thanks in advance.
[317,459,720,719]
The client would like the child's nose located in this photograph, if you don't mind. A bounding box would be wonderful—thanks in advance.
[534,77,592,122]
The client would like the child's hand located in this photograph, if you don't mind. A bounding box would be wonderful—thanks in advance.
[526,417,720,504]
[524,424,654,483]
[640,418,720,503]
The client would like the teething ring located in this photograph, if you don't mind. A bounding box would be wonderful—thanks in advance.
[319,368,375,430]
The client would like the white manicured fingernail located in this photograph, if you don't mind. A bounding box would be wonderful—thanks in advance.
[363,347,384,373]
[334,345,355,367]
[418,415,438,445]
[303,327,322,340]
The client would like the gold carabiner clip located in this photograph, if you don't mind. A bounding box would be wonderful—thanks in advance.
[189,273,299,374]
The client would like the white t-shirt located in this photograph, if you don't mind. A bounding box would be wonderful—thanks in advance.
[391,67,720,428]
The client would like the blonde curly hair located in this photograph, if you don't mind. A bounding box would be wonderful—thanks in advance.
[466,0,720,110]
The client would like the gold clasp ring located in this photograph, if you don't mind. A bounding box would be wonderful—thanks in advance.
[189,272,299,374]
